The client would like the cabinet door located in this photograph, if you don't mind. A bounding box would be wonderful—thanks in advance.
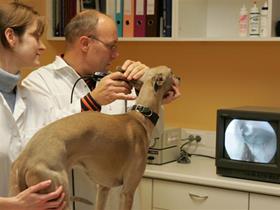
[250,193,280,210]
[137,178,153,210]
[153,180,248,210]
[73,169,152,210]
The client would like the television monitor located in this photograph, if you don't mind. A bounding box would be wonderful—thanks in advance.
[216,106,280,184]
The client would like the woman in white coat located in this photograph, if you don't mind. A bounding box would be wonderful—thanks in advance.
[0,2,65,209]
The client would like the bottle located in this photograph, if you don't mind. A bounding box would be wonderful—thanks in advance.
[260,1,269,37]
[249,1,260,37]
[239,4,249,37]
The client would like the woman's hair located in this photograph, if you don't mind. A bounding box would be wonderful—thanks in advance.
[64,9,100,43]
[0,2,45,49]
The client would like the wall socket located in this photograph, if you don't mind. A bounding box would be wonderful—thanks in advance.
[180,128,216,157]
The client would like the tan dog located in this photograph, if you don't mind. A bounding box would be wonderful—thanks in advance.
[9,66,177,210]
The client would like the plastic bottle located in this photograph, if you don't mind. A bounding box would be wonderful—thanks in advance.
[260,1,269,37]
[249,1,260,37]
[239,4,248,37]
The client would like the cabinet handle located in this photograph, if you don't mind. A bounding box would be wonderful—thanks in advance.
[188,192,209,200]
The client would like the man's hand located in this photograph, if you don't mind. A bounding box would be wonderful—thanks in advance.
[90,60,149,105]
[121,60,149,80]
[12,180,66,210]
[90,71,135,105]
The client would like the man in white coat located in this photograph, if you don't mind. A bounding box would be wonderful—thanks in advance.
[21,9,180,210]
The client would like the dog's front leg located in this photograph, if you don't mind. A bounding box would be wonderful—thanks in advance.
[119,151,147,210]
[95,184,110,210]
[119,172,144,210]
[119,190,135,210]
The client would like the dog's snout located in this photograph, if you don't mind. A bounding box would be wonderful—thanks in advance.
[175,76,181,81]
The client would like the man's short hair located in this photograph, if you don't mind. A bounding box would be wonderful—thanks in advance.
[64,10,100,43]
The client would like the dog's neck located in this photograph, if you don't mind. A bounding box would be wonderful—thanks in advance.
[135,82,162,115]
[132,80,164,127]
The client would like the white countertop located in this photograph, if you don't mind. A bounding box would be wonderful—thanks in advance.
[143,156,280,196]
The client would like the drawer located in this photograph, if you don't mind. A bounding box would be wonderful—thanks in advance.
[153,179,248,210]
[250,193,280,210]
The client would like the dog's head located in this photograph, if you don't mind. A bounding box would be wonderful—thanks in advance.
[132,66,179,98]
[116,65,179,99]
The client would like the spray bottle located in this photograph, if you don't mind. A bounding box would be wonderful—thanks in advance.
[239,4,248,37]
[260,1,269,37]
[249,1,260,37]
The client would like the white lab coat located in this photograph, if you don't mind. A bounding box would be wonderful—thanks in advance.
[21,56,141,210]
[0,88,26,196]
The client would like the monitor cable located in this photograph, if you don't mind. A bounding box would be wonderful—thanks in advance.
[177,135,202,164]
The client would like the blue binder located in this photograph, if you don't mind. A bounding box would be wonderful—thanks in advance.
[115,0,124,37]
[163,0,172,37]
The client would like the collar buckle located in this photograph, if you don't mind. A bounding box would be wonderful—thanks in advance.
[133,104,153,117]
[131,104,159,125]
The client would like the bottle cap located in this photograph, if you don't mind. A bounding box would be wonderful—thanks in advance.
[240,4,248,14]
[262,1,268,10]
[251,1,259,13]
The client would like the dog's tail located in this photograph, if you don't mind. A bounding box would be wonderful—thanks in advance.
[70,196,94,206]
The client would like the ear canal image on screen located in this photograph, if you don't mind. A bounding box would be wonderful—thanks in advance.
[225,119,277,163]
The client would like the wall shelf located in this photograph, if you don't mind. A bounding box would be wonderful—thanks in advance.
[46,0,280,41]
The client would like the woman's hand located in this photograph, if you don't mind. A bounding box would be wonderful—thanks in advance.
[162,77,181,104]
[12,180,66,210]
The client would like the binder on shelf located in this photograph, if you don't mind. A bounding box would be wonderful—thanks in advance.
[145,0,159,37]
[53,0,59,36]
[99,0,106,13]
[134,0,146,37]
[106,0,115,19]
[115,0,124,37]
[95,0,100,11]
[60,0,65,36]
[76,0,81,13]
[69,0,77,21]
[123,0,134,37]
[162,0,172,37]
[65,0,76,28]
[80,0,97,11]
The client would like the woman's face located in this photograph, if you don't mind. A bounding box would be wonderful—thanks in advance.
[13,20,46,68]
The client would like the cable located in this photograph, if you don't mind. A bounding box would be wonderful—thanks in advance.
[70,73,108,104]
[177,135,202,164]
[70,72,107,210]
[179,135,202,151]
[188,153,215,159]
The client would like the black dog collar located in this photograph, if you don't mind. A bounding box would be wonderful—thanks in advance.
[131,105,159,125]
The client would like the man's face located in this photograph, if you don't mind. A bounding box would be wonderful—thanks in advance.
[86,16,119,73]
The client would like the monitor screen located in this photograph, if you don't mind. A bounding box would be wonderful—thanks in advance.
[224,119,277,164]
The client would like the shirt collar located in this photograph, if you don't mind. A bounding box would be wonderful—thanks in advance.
[0,68,20,92]
[53,55,72,70]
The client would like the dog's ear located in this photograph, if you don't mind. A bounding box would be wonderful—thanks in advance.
[153,73,165,92]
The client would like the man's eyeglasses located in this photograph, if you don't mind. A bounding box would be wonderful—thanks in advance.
[87,35,118,51]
